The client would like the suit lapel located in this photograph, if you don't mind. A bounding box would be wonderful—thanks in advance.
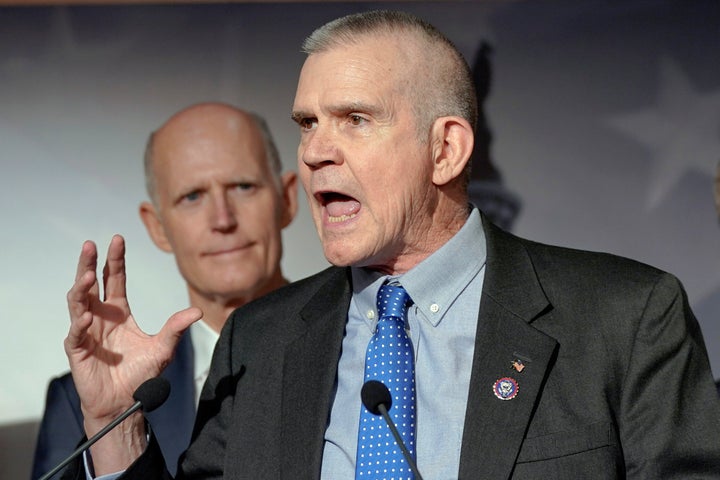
[280,268,353,479]
[458,219,558,479]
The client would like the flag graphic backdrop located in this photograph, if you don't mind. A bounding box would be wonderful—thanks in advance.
[0,0,718,431]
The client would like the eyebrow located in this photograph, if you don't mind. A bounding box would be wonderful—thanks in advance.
[290,111,309,124]
[333,101,379,116]
[291,101,380,122]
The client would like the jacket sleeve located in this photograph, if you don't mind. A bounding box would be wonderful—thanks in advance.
[32,374,85,480]
[618,273,720,477]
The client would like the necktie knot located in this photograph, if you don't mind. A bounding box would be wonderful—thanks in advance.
[376,283,412,320]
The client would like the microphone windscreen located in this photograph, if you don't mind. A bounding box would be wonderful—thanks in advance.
[133,377,171,412]
[361,380,392,415]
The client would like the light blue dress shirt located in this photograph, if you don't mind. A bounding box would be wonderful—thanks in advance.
[321,208,487,479]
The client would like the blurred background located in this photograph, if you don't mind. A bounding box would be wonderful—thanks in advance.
[1,1,718,476]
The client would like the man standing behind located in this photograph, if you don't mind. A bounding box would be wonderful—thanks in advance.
[32,103,297,478]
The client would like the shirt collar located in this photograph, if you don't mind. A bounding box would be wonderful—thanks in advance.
[351,207,486,329]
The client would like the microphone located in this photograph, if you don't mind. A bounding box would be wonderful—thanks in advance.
[38,376,171,480]
[361,380,425,480]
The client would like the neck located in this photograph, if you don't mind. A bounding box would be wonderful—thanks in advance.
[367,196,470,276]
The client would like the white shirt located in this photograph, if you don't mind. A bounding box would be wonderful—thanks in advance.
[190,320,220,406]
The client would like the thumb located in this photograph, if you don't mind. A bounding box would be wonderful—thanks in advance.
[157,307,203,353]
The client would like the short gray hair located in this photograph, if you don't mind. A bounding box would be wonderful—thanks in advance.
[143,111,283,204]
[302,10,477,137]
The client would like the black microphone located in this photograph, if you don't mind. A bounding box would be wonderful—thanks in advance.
[38,376,171,480]
[361,380,425,480]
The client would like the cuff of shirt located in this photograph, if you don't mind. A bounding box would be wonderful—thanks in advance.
[82,449,123,480]
[80,426,151,480]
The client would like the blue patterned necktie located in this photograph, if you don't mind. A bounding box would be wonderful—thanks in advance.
[356,283,416,480]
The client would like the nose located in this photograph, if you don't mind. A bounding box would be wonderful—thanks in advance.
[300,124,341,169]
[210,191,238,232]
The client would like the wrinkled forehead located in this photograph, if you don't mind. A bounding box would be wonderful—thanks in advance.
[294,35,419,106]
[302,30,420,70]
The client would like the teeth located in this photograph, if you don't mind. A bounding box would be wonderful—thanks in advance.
[328,213,357,223]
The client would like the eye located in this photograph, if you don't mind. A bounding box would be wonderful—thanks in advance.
[234,182,255,192]
[182,190,201,203]
[295,116,317,131]
[348,114,366,126]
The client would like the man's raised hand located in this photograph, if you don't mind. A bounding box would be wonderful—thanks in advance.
[63,235,201,474]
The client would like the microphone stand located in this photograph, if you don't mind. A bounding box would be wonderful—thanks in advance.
[38,377,170,480]
[376,403,425,480]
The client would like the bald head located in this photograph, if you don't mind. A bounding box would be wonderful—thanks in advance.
[138,102,298,326]
[144,103,282,205]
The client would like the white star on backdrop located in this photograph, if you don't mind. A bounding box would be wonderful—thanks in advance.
[607,57,720,210]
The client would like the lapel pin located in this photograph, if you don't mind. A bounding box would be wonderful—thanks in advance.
[511,359,526,373]
[493,377,519,400]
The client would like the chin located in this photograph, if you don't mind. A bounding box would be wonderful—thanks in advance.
[322,246,367,268]
[209,273,261,294]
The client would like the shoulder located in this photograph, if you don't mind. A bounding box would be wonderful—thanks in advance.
[209,266,350,381]
[485,219,677,301]
[221,266,349,338]
[526,237,683,313]
[233,266,348,318]
[38,371,83,431]
[45,372,80,405]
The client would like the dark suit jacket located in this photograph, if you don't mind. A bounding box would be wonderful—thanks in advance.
[34,330,196,479]
[67,218,720,479]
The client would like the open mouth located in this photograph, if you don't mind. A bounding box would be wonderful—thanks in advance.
[317,191,360,223]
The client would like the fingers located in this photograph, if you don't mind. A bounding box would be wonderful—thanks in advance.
[103,235,128,302]
[67,269,97,319]
[75,240,98,283]
[67,235,131,347]
[64,310,94,353]
[68,240,100,323]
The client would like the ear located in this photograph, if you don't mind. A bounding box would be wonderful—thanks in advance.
[278,171,299,229]
[139,201,173,253]
[429,116,474,187]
